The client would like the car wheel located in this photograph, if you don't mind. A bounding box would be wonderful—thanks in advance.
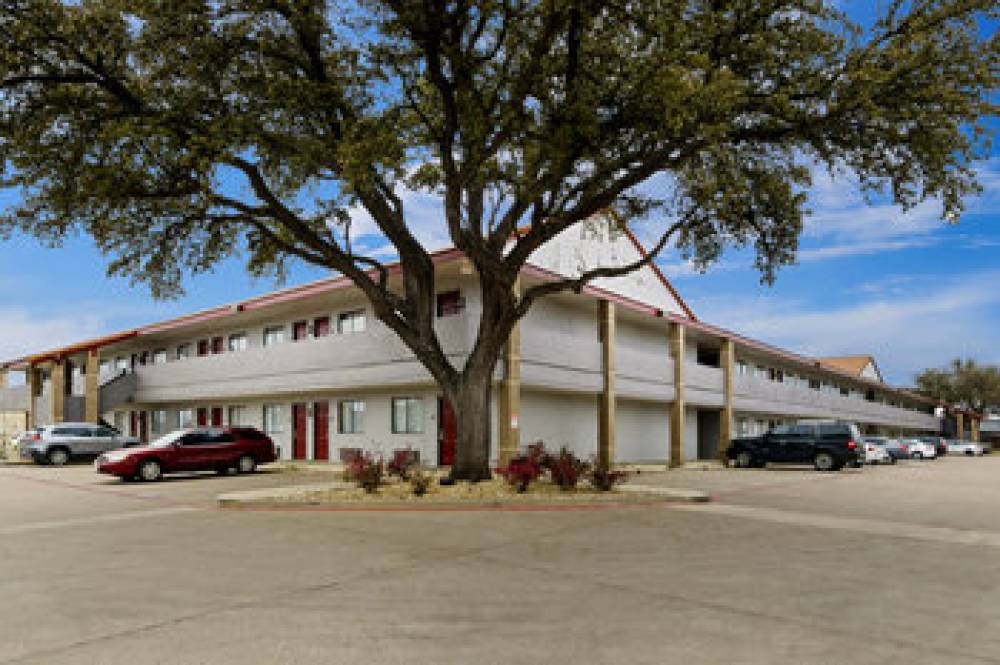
[236,454,257,474]
[890,457,897,465]
[735,452,753,469]
[966,450,974,456]
[137,459,163,482]
[813,452,836,472]
[46,447,70,466]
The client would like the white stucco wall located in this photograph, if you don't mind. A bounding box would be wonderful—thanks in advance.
[519,390,598,460]
[684,405,699,461]
[523,216,691,317]
[615,398,670,464]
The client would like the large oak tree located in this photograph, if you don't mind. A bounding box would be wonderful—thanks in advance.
[1,0,996,479]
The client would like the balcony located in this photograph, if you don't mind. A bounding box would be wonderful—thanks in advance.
[685,362,724,407]
[733,374,940,431]
[132,317,470,404]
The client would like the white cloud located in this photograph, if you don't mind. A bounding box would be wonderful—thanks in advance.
[0,308,107,363]
[798,158,1000,259]
[345,187,450,253]
[692,270,1000,385]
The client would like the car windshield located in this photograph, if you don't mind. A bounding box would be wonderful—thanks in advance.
[146,430,188,449]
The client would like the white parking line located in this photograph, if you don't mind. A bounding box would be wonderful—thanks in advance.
[0,507,199,535]
[674,502,1000,549]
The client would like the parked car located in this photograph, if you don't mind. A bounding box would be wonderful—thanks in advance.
[918,436,948,457]
[13,429,41,459]
[22,423,139,465]
[861,438,891,465]
[95,427,278,481]
[865,437,911,462]
[947,440,984,456]
[903,438,937,460]
[726,420,862,472]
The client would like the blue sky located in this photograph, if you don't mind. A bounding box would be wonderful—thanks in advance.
[0,4,996,387]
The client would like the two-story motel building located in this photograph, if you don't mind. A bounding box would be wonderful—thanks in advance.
[0,219,981,467]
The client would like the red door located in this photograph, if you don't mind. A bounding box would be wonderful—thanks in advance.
[211,407,223,427]
[292,321,308,341]
[438,398,457,466]
[196,408,208,427]
[211,337,224,354]
[138,412,148,443]
[130,411,137,438]
[312,402,329,461]
[292,403,307,460]
[197,340,209,357]
[313,316,330,338]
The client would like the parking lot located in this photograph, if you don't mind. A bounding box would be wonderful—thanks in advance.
[2,456,1000,664]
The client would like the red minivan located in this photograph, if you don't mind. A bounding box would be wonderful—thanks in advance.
[95,427,278,482]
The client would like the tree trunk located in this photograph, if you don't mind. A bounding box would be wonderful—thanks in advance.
[448,368,494,481]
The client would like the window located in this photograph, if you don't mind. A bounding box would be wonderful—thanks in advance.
[262,404,284,435]
[99,360,111,377]
[138,351,149,366]
[392,397,424,434]
[768,368,784,383]
[840,387,850,397]
[228,333,248,352]
[338,400,365,434]
[152,349,168,365]
[263,326,285,347]
[176,344,191,360]
[113,412,126,433]
[115,357,128,372]
[93,426,116,438]
[178,408,194,429]
[337,310,366,334]
[228,405,246,426]
[436,290,465,317]
[736,360,749,376]
[696,346,720,367]
[197,340,210,357]
[150,409,168,435]
[809,379,821,391]
[211,336,225,354]
[314,316,331,337]
[292,320,309,341]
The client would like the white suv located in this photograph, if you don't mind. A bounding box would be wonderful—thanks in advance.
[21,423,139,465]
[903,438,937,460]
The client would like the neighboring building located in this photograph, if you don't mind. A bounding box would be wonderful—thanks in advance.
[0,218,969,466]
[819,355,884,383]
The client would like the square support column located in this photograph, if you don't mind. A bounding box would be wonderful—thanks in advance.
[50,360,66,425]
[669,322,685,468]
[956,412,965,440]
[26,366,40,428]
[598,300,616,467]
[720,338,735,464]
[498,279,522,466]
[85,349,101,423]
[972,418,980,443]
[0,369,7,389]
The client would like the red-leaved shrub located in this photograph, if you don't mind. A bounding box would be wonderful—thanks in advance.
[549,447,589,491]
[343,450,384,493]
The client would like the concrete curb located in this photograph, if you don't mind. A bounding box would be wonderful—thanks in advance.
[217,482,353,506]
[217,481,711,509]
[618,484,712,502]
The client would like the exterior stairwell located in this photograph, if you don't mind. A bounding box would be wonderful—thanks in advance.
[100,371,138,413]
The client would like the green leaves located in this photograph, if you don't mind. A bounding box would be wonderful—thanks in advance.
[0,0,995,299]
[916,360,1000,412]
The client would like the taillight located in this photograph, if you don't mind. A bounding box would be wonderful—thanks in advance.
[847,440,857,449]
[31,433,40,441]
[901,445,908,451]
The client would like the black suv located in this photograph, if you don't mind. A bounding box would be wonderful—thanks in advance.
[726,420,863,471]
